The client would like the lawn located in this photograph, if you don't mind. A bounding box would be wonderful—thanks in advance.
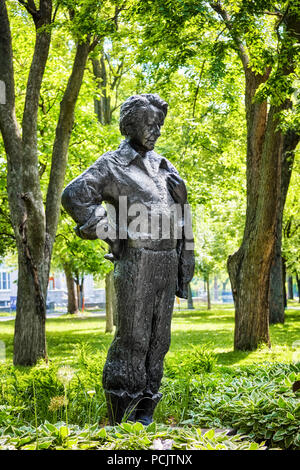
[1,302,298,365]
[0,303,299,450]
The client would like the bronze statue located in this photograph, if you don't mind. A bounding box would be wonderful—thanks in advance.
[62,94,194,425]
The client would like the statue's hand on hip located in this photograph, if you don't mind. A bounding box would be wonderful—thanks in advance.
[76,206,107,240]
[106,239,124,261]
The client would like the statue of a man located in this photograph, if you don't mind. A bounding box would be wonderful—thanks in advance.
[62,94,194,425]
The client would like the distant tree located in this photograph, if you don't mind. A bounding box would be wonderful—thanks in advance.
[63,262,79,315]
[52,215,111,312]
[281,155,300,303]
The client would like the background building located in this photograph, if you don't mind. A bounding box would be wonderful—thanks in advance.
[0,262,105,312]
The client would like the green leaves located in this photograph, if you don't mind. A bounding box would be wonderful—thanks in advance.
[182,363,300,449]
[0,339,299,450]
[0,419,267,450]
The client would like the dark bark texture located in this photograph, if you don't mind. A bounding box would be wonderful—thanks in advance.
[269,130,299,323]
[224,7,300,350]
[0,0,97,365]
[227,69,283,350]
[92,55,112,125]
[296,273,300,302]
[187,283,194,309]
[287,276,294,300]
[64,264,79,314]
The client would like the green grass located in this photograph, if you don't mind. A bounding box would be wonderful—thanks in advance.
[0,311,14,317]
[170,304,300,366]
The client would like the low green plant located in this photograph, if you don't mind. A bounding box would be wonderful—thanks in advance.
[165,344,217,377]
[0,307,299,449]
[180,363,300,449]
[0,421,266,450]
[0,355,299,449]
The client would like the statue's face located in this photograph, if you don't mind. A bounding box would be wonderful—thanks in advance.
[131,105,164,151]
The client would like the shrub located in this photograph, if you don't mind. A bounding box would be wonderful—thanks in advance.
[182,363,300,449]
[165,344,217,377]
[0,349,299,449]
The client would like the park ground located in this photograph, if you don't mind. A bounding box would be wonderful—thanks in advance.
[0,302,299,450]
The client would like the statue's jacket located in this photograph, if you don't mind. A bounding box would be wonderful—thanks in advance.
[62,140,194,298]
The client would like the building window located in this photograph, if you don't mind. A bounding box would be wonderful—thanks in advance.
[0,272,11,290]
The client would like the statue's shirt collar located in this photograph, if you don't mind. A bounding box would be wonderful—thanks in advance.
[114,140,169,175]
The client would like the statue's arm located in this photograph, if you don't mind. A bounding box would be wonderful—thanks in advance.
[175,230,195,299]
[61,158,109,240]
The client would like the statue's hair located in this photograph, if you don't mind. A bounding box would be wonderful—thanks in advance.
[119,94,168,137]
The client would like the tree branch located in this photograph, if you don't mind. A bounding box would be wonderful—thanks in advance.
[45,38,94,246]
[0,0,24,231]
[192,60,206,119]
[210,1,249,71]
[17,0,37,19]
[52,2,59,22]
[0,231,16,240]
[89,35,101,52]
[111,60,124,89]
[0,0,19,138]
[264,10,283,18]
[22,0,52,156]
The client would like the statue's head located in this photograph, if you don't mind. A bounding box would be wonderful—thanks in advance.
[119,94,168,151]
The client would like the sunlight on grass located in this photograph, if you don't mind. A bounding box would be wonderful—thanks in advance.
[0,303,299,450]
[170,304,299,366]
[0,303,298,368]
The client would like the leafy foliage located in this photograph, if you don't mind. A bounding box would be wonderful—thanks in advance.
[0,420,266,450]
[179,363,300,450]
[0,324,299,449]
[52,215,111,281]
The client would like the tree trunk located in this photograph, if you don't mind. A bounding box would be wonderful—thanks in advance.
[187,283,194,309]
[92,55,112,125]
[0,0,99,365]
[78,276,84,311]
[287,276,294,300]
[211,4,300,351]
[64,264,78,314]
[282,257,287,307]
[46,40,92,244]
[13,247,48,366]
[105,270,116,333]
[296,273,300,302]
[75,279,80,310]
[228,72,284,350]
[0,0,51,366]
[222,279,229,291]
[213,276,218,300]
[206,274,211,310]
[269,249,285,324]
[269,130,299,323]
